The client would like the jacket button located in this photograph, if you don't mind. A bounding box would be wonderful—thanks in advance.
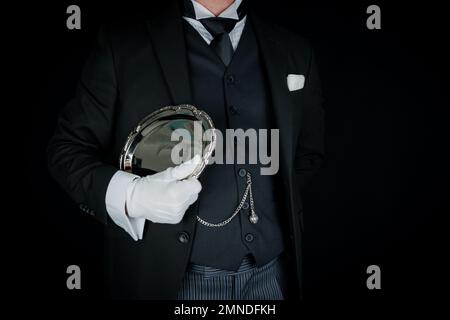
[178,232,190,244]
[226,74,235,84]
[242,202,249,210]
[229,105,238,114]
[238,168,247,177]
[245,233,254,243]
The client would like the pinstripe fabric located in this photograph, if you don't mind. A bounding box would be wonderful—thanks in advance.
[177,255,285,300]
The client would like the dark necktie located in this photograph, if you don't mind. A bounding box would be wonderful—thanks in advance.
[201,17,236,66]
[182,0,247,66]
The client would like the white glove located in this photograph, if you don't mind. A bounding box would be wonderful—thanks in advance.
[125,155,202,224]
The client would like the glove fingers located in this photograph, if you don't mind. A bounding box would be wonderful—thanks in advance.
[176,177,202,197]
[128,157,202,224]
[186,192,199,206]
[169,154,202,180]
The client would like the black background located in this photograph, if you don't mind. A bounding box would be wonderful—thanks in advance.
[17,0,449,308]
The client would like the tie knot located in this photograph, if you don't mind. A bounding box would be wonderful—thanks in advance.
[200,17,238,37]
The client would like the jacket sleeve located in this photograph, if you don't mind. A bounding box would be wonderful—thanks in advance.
[47,26,119,224]
[294,48,325,190]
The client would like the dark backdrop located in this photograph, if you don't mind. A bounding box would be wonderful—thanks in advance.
[21,0,449,305]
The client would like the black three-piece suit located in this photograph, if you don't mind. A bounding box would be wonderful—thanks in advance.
[47,1,324,299]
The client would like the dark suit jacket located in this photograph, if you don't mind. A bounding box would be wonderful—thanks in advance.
[47,2,324,299]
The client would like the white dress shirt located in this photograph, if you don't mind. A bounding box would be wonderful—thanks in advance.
[183,0,247,51]
[105,0,247,240]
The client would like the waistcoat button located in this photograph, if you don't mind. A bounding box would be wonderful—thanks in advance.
[226,74,235,84]
[178,232,190,244]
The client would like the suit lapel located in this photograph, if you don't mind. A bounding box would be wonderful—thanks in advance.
[146,3,192,105]
[250,13,296,181]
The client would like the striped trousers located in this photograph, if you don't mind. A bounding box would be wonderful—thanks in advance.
[177,255,286,300]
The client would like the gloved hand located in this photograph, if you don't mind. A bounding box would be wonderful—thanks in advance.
[125,155,202,224]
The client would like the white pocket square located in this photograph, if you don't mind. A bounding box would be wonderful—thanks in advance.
[287,74,305,91]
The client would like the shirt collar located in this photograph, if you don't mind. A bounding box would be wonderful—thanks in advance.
[190,0,243,20]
